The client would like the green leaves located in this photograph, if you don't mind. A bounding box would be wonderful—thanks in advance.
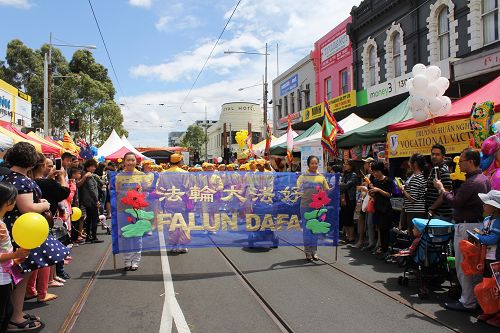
[306,219,331,234]
[125,209,154,220]
[304,209,328,221]
[121,220,153,238]
[181,125,206,155]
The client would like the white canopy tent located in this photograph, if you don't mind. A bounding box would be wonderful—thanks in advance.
[121,135,150,161]
[0,132,14,152]
[293,114,368,151]
[97,129,125,158]
[253,131,298,156]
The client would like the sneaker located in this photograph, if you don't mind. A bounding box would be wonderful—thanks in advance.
[54,276,66,283]
[48,280,64,288]
[444,301,476,313]
[58,272,71,280]
[92,238,104,243]
[178,248,188,253]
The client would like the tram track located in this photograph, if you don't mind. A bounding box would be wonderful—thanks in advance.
[214,238,459,333]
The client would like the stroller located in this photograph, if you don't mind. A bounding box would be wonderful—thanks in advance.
[99,214,112,235]
[397,218,454,299]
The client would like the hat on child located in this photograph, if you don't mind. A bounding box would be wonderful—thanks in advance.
[478,190,500,209]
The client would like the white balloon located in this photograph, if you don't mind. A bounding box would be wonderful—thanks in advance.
[493,120,500,133]
[425,66,441,82]
[412,107,429,122]
[410,95,427,109]
[413,74,429,91]
[428,97,442,114]
[217,157,223,163]
[439,96,452,113]
[412,63,427,77]
[425,84,440,98]
[435,77,450,95]
[406,78,414,93]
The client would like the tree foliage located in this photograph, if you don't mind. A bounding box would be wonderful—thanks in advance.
[0,39,126,145]
[181,125,206,154]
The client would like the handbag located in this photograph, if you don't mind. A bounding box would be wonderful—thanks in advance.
[51,210,69,240]
[41,210,54,229]
[361,194,370,212]
[366,197,376,213]
[459,239,487,275]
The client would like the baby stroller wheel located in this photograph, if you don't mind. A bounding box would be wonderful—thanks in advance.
[106,229,111,235]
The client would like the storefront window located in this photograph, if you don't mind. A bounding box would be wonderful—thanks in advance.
[482,0,499,45]
[277,99,282,119]
[393,32,401,77]
[340,69,349,94]
[369,46,376,86]
[305,84,311,108]
[325,77,332,100]
[296,88,302,110]
[290,92,295,114]
[438,7,450,60]
[284,96,288,115]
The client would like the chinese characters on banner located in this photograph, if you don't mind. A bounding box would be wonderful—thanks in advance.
[110,172,340,253]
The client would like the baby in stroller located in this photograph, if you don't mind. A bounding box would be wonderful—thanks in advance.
[397,218,455,299]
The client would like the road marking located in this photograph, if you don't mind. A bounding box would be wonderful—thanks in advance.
[159,230,191,333]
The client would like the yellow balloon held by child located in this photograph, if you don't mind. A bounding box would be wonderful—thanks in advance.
[12,212,49,250]
[71,207,82,221]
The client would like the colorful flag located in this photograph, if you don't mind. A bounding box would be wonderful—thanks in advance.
[264,123,272,159]
[246,132,254,157]
[286,115,293,165]
[321,100,344,156]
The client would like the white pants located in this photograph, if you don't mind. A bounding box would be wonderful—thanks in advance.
[123,251,141,267]
[454,222,483,308]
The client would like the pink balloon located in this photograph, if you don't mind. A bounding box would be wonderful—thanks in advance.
[491,169,500,191]
[482,133,500,156]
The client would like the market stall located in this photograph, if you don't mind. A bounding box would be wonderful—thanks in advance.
[270,123,321,155]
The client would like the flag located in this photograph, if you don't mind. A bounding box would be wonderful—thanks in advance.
[286,115,293,165]
[321,100,344,156]
[264,123,272,159]
[246,132,254,157]
[63,132,80,154]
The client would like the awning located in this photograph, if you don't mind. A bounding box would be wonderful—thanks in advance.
[0,121,60,155]
[106,146,144,163]
[388,76,500,132]
[337,98,412,148]
[270,123,322,155]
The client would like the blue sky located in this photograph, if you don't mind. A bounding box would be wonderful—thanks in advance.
[0,0,360,146]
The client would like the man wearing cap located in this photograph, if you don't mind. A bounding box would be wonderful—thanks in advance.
[434,148,491,312]
[157,153,190,253]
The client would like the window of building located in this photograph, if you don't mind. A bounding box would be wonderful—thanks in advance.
[482,0,499,45]
[290,92,295,114]
[296,88,302,111]
[284,96,288,115]
[392,33,402,77]
[438,7,450,60]
[340,69,349,95]
[277,98,282,119]
[369,47,376,86]
[305,84,311,108]
[325,77,332,100]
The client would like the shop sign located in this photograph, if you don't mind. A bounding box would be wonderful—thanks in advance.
[454,49,500,81]
[278,110,302,127]
[0,79,31,127]
[280,73,299,96]
[320,29,351,69]
[302,104,324,123]
[328,90,356,113]
[387,119,474,158]
[0,90,13,122]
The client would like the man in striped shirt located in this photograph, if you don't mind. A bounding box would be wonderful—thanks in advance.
[425,144,453,220]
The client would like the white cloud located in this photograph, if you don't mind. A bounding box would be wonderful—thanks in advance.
[129,0,152,9]
[155,15,202,32]
[0,0,32,9]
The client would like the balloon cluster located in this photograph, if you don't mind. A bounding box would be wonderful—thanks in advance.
[407,64,451,122]
[481,132,500,190]
[235,130,248,149]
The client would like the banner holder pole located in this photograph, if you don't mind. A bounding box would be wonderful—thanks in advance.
[334,245,338,262]
[113,254,116,271]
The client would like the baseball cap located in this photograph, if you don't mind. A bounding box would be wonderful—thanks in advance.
[478,190,500,209]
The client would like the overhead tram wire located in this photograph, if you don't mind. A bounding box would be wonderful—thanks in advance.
[179,0,243,111]
[87,0,127,102]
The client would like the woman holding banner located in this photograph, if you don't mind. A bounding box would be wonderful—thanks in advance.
[297,155,330,261]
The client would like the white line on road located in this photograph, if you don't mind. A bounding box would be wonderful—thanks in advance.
[159,230,191,333]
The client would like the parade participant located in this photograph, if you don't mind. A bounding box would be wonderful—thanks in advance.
[368,162,394,259]
[226,164,235,171]
[339,160,359,244]
[297,155,330,261]
[434,148,491,312]
[158,154,190,253]
[237,152,249,166]
[426,144,453,221]
[264,160,274,172]
[142,160,153,173]
[218,164,226,172]
[117,153,154,270]
[401,154,427,233]
[248,160,257,173]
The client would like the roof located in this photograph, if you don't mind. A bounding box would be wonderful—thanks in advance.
[389,76,500,132]
[270,122,322,155]
[337,97,412,148]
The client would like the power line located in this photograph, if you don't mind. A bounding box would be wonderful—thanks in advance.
[87,0,126,99]
[179,0,243,111]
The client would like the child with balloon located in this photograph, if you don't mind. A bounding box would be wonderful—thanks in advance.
[0,182,31,333]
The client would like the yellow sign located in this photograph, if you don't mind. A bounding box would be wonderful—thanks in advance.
[388,118,476,158]
[328,90,356,113]
[302,103,324,122]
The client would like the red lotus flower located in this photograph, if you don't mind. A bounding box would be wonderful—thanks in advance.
[121,190,149,209]
[309,190,330,209]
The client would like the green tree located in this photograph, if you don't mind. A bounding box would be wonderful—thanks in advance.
[181,125,206,155]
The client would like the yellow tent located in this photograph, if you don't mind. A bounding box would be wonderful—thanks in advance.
[0,126,43,152]
[28,132,64,154]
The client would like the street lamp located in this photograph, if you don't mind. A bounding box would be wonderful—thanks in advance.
[224,43,269,140]
[237,83,263,91]
[43,32,96,135]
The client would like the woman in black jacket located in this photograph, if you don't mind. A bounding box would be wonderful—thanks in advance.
[79,159,101,243]
[339,160,359,244]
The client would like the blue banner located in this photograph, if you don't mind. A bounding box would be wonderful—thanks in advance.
[110,172,340,254]
[280,73,299,96]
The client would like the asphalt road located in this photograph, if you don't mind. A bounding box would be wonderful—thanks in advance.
[31,231,497,333]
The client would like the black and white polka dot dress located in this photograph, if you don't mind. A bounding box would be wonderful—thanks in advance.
[3,172,70,273]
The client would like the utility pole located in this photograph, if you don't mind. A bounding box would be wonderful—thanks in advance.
[204,105,208,162]
[43,53,49,134]
[48,32,53,135]
[264,42,268,141]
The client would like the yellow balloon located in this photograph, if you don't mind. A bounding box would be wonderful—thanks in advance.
[12,213,49,250]
[71,207,82,221]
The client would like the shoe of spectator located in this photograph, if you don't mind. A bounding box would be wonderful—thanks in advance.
[59,272,71,280]
[48,280,64,288]
[477,313,494,321]
[486,313,500,327]
[92,238,104,243]
[178,248,188,253]
[54,276,66,283]
[444,301,476,313]
[37,293,58,303]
